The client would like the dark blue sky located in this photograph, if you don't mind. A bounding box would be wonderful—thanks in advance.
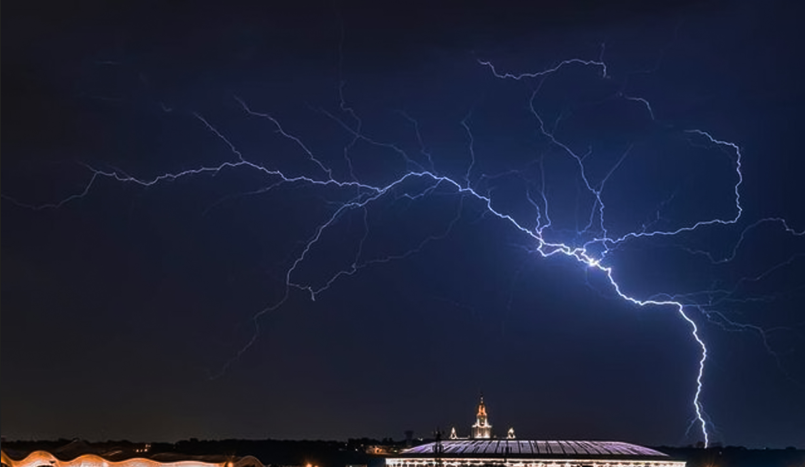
[3,0,805,448]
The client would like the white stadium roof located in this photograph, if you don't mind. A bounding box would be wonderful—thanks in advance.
[399,440,670,460]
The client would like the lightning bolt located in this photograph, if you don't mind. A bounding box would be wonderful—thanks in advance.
[5,48,804,449]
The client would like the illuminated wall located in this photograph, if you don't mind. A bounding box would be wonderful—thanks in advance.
[387,457,685,467]
[1,451,262,467]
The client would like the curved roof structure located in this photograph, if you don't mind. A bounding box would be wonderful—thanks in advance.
[399,440,670,460]
[1,451,263,467]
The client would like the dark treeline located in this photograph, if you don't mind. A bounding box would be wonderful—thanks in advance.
[655,446,805,467]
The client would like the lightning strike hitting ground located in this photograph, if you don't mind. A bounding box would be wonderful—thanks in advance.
[5,52,805,448]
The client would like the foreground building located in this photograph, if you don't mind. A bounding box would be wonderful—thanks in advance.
[387,398,685,467]
[1,449,263,467]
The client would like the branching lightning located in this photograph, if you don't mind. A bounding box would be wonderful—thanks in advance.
[5,49,805,449]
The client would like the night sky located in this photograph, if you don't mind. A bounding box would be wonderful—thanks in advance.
[3,0,805,449]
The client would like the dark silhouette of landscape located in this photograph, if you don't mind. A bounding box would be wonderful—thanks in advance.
[2,439,803,467]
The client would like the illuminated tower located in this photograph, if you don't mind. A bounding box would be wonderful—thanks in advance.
[471,396,492,439]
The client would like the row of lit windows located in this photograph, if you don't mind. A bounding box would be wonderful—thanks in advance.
[386,459,685,467]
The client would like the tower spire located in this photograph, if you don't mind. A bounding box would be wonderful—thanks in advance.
[471,394,492,439]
